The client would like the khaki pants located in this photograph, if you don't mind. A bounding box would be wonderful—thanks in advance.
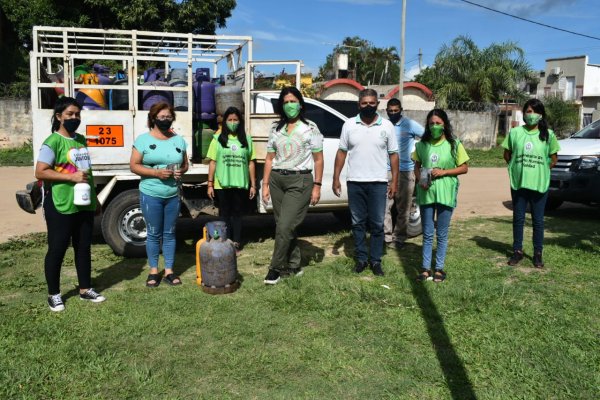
[269,171,313,271]
[384,170,416,244]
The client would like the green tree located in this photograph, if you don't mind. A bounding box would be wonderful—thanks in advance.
[0,0,236,83]
[543,95,580,138]
[318,36,399,85]
[413,36,536,107]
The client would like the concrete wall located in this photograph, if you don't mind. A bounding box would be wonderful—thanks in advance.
[544,56,587,88]
[401,109,498,150]
[320,86,360,101]
[0,99,33,148]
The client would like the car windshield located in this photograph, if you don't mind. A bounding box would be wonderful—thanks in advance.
[572,120,600,139]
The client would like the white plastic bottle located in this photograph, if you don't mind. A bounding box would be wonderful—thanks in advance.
[73,182,91,206]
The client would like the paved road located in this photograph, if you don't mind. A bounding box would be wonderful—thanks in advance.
[1,166,596,243]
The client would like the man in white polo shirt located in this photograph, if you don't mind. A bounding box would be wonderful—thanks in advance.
[332,88,399,276]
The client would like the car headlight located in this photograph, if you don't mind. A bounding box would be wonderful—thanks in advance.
[578,156,600,170]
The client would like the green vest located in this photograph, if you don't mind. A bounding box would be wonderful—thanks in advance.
[43,132,96,214]
[215,135,253,189]
[415,139,461,208]
[503,127,559,193]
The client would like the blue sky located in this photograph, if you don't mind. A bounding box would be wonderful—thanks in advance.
[217,0,600,80]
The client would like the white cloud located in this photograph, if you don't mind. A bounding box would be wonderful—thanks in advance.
[426,0,580,18]
[405,64,427,81]
[251,30,316,44]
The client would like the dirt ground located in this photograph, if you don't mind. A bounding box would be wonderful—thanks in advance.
[0,166,520,243]
[5,165,598,244]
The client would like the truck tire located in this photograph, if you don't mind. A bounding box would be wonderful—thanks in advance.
[545,198,563,211]
[101,189,147,257]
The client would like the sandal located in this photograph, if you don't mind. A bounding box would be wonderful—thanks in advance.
[164,273,182,286]
[417,269,433,282]
[146,273,161,288]
[433,270,447,283]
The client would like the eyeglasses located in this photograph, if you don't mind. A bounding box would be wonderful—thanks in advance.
[156,117,174,121]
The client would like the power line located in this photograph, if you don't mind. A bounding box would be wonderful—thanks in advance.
[458,0,600,41]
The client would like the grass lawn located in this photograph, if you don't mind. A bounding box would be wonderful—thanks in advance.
[0,141,33,166]
[466,145,506,168]
[1,213,599,399]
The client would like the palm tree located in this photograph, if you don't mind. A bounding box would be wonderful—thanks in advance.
[418,36,535,107]
[318,37,400,85]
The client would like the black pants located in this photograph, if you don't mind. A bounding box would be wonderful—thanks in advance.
[215,188,248,244]
[43,193,94,295]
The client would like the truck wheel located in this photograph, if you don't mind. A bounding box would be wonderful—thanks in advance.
[407,197,422,238]
[101,189,147,257]
[545,198,563,211]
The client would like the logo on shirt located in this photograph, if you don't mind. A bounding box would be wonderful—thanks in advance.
[525,142,533,152]
[68,147,92,171]
[430,153,439,164]
[230,144,239,152]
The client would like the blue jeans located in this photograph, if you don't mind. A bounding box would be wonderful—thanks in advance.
[511,189,548,253]
[140,192,180,269]
[347,181,388,264]
[420,204,454,271]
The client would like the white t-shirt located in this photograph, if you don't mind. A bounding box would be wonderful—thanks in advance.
[339,114,399,182]
[267,120,323,171]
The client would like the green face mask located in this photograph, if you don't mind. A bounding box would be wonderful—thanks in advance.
[429,124,444,139]
[226,121,239,132]
[524,113,542,126]
[283,102,301,119]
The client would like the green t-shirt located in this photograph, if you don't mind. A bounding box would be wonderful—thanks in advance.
[412,138,469,208]
[133,132,187,198]
[501,126,560,193]
[206,134,256,189]
[42,132,97,214]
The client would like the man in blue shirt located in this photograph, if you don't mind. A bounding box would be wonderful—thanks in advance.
[384,98,424,249]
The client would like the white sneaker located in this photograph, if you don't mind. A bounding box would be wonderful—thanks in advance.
[48,293,65,312]
[79,288,106,303]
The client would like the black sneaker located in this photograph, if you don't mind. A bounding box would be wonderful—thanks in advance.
[264,269,281,285]
[48,293,65,312]
[354,261,368,273]
[370,262,385,276]
[533,252,544,268]
[79,288,106,303]
[507,250,524,266]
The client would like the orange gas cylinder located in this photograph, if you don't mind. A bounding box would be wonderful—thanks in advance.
[195,221,239,294]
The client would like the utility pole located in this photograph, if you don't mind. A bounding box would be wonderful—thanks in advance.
[399,0,406,101]
[418,48,422,72]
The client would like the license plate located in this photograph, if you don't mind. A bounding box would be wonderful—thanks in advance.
[86,125,124,147]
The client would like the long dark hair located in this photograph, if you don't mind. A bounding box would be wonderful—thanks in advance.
[275,86,308,131]
[422,108,458,158]
[218,106,248,148]
[51,97,81,132]
[522,98,549,142]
